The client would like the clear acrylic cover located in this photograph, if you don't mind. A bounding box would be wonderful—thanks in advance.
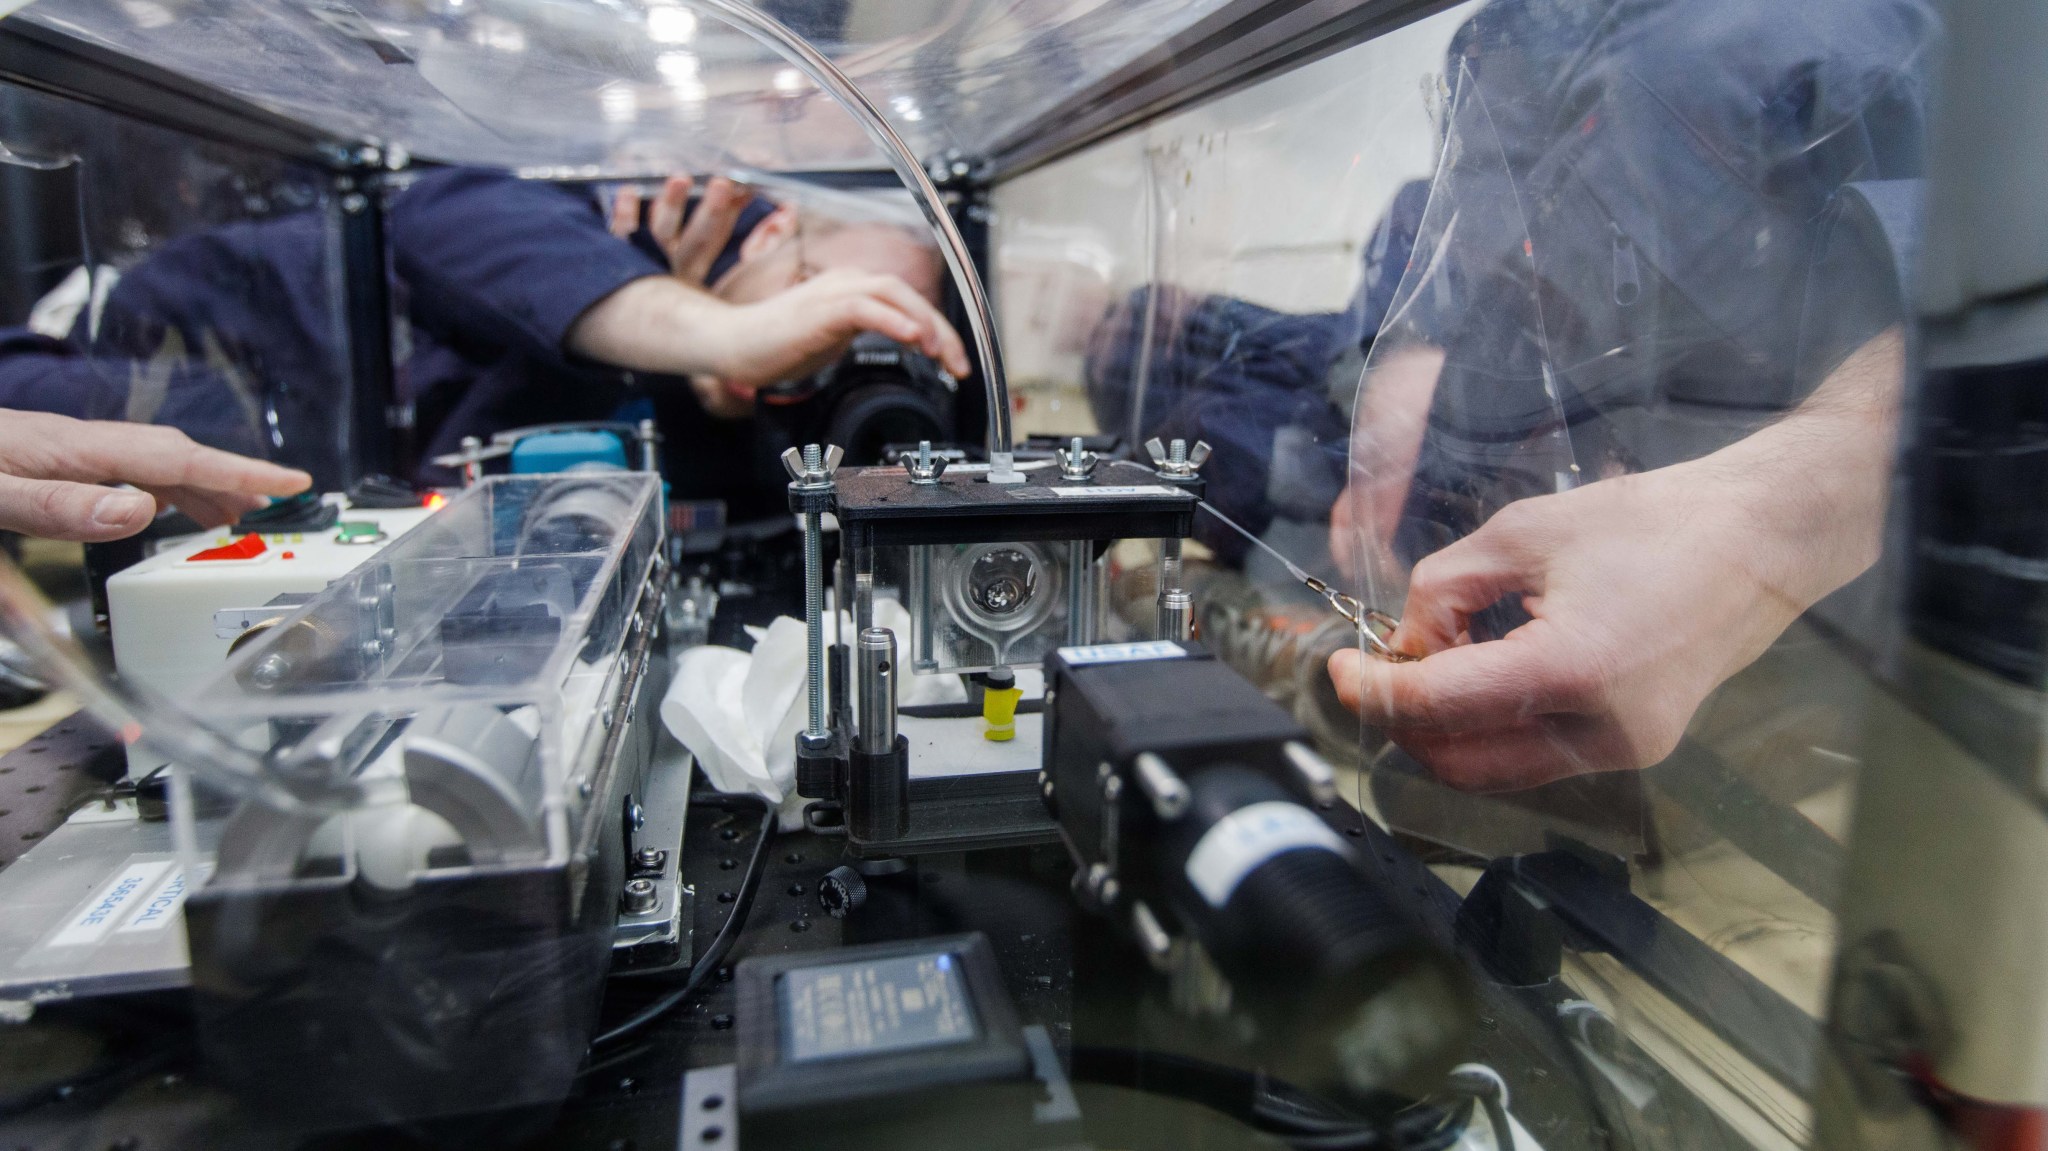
[179,471,660,883]
[14,0,1238,174]
[996,0,1939,1143]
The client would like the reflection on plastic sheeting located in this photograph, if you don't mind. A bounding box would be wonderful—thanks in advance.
[16,0,1242,174]
[1001,0,1935,1143]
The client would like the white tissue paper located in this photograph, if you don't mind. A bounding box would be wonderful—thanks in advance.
[661,598,966,810]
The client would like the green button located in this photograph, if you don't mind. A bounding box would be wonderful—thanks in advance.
[335,520,388,545]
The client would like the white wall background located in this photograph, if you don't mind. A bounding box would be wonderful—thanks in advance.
[991,4,1471,430]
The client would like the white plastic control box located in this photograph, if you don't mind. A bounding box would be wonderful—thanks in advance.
[107,494,438,776]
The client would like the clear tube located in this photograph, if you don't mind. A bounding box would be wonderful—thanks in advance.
[0,550,326,815]
[682,0,1020,482]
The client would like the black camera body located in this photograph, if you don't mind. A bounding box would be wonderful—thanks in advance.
[755,333,958,482]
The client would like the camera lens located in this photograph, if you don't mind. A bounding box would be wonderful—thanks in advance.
[968,548,1037,615]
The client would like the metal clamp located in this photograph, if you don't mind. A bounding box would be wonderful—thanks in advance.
[1303,577,1418,663]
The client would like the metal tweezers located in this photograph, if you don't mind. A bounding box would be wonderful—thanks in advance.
[1301,576,1420,663]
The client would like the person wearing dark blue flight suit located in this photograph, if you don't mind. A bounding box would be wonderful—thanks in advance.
[1082,178,1431,570]
[1321,0,1938,789]
[0,167,965,517]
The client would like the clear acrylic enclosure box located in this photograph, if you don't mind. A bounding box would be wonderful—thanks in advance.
[175,472,662,889]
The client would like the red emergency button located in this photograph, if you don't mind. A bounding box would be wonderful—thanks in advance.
[187,533,268,562]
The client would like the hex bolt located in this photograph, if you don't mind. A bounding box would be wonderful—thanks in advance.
[635,846,664,870]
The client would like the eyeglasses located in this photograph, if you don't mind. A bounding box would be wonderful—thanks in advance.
[791,213,821,284]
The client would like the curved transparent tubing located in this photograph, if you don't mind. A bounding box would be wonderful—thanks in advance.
[686,0,1019,481]
[0,553,318,813]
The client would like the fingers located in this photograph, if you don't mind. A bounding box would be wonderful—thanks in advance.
[21,418,312,499]
[609,185,642,239]
[1328,647,1630,790]
[142,485,266,529]
[0,473,155,542]
[1395,507,1547,652]
[1388,718,1627,792]
[669,177,752,284]
[648,174,692,263]
[834,296,934,352]
[856,274,971,378]
[687,374,755,421]
[1327,622,1603,731]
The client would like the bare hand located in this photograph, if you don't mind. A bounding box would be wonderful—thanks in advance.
[1328,463,1792,788]
[0,411,312,542]
[610,174,755,285]
[1327,330,1902,790]
[700,267,971,390]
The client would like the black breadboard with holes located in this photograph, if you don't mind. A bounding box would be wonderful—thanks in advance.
[0,710,123,867]
[832,459,1197,549]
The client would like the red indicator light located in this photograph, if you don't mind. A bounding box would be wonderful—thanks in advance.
[422,492,448,510]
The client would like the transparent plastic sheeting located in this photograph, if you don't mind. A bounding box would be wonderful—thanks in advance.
[0,84,358,487]
[183,473,661,870]
[14,0,1236,175]
[995,0,1933,1142]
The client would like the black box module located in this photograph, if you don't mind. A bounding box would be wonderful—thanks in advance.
[734,933,1028,1117]
[1043,641,1305,778]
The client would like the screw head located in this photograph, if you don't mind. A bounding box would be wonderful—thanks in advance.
[622,878,659,915]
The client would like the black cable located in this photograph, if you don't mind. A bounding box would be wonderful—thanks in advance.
[589,793,777,1048]
[1069,1047,1469,1151]
[1479,1092,1515,1151]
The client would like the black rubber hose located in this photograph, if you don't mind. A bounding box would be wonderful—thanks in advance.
[588,793,776,1048]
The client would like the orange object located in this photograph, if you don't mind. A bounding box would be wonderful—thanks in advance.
[187,534,267,562]
[280,551,296,560]
[422,492,448,510]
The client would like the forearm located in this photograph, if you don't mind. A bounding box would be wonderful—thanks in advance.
[564,276,728,377]
[1702,326,1906,612]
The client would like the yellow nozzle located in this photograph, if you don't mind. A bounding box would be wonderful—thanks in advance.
[982,685,1023,742]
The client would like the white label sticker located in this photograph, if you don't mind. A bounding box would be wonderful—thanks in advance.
[1184,802,1350,907]
[1045,484,1178,499]
[1057,641,1186,666]
[116,865,203,934]
[47,858,174,948]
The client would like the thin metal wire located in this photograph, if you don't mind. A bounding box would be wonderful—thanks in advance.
[1193,500,1418,662]
[684,0,1017,479]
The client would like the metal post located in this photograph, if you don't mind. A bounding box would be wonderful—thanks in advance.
[857,628,897,755]
[854,544,875,639]
[636,418,661,472]
[800,444,826,739]
[1157,537,1191,641]
[911,544,935,670]
[1066,540,1096,646]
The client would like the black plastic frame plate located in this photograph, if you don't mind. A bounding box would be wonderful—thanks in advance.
[734,932,1028,1115]
[833,459,1196,548]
